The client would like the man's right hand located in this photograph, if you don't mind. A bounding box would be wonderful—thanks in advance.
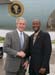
[17,51,26,58]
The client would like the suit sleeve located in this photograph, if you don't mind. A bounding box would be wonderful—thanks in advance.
[41,33,52,68]
[25,36,31,56]
[3,33,18,57]
[24,36,30,61]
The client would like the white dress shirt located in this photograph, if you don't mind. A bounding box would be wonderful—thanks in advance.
[16,29,24,48]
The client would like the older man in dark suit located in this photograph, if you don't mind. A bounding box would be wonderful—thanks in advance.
[28,19,52,75]
[3,17,29,75]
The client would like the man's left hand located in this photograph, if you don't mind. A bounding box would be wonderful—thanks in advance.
[39,68,46,74]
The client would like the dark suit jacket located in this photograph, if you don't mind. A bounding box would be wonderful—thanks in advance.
[3,30,29,72]
[29,31,52,74]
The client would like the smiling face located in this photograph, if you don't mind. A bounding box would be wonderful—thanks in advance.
[32,19,40,32]
[16,17,26,32]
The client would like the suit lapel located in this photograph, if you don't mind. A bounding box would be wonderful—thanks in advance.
[33,31,41,46]
[14,30,21,49]
[23,33,27,50]
[31,34,34,46]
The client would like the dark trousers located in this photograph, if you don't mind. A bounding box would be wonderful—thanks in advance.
[29,68,46,75]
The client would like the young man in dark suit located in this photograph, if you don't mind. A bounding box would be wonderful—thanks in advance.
[28,19,52,75]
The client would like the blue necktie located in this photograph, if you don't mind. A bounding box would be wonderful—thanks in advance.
[20,32,24,48]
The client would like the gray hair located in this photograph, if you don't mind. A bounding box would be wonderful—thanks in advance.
[32,19,41,25]
[32,19,40,22]
[16,17,26,23]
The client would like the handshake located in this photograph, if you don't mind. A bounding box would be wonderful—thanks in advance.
[16,51,26,58]
[17,51,29,69]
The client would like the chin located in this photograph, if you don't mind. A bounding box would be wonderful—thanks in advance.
[20,30,24,32]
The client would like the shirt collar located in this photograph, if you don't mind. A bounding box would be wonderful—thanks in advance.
[16,29,23,36]
[34,30,40,36]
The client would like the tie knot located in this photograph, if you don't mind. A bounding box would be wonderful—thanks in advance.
[20,32,22,36]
